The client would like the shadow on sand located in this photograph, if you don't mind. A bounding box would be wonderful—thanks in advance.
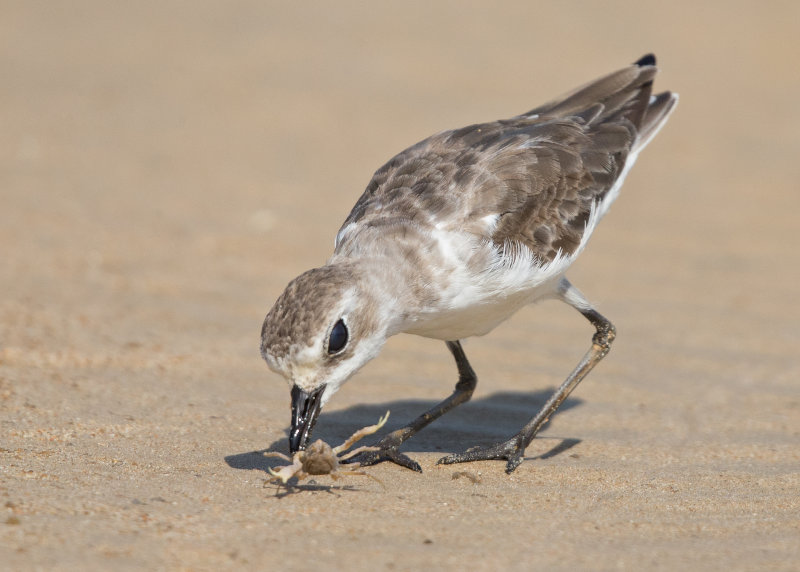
[225,389,582,474]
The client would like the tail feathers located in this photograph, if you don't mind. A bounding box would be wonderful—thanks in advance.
[636,91,679,150]
[524,53,677,150]
[634,53,657,67]
[526,65,654,120]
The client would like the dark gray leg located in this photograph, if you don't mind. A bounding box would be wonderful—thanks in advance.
[354,340,478,472]
[438,282,616,474]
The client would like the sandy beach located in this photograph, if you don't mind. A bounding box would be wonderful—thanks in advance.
[1,2,798,570]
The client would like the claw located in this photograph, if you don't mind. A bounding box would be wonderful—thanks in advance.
[267,466,290,484]
[267,456,303,484]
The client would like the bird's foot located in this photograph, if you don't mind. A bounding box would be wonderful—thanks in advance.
[346,446,421,473]
[344,428,422,472]
[437,436,526,474]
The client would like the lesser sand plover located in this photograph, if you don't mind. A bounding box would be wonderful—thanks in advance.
[261,54,677,473]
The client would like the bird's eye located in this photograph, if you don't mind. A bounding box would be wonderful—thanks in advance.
[328,319,348,354]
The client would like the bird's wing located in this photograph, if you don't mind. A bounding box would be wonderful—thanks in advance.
[338,56,676,264]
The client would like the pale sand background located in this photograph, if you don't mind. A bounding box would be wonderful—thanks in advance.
[1,2,798,570]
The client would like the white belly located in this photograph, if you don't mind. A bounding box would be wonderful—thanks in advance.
[399,230,572,340]
[402,282,557,340]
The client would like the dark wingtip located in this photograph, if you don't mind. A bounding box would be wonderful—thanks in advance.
[635,53,657,67]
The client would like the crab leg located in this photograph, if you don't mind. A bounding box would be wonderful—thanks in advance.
[333,411,390,455]
[263,451,292,462]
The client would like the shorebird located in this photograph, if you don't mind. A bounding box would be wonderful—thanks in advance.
[261,54,677,473]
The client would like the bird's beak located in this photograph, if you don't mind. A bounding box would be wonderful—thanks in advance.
[289,384,326,453]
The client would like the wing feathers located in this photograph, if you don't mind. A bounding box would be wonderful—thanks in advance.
[338,56,677,266]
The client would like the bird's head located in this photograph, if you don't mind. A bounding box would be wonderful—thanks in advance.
[260,263,388,453]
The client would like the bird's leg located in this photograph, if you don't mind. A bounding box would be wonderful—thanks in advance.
[438,281,615,474]
[350,340,478,472]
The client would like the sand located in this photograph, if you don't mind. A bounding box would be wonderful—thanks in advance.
[1,2,798,570]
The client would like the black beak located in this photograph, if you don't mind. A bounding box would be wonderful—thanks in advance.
[289,384,326,453]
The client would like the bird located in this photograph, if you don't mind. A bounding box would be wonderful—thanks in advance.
[260,54,677,474]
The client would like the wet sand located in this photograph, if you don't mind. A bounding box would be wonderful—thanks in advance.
[1,2,798,570]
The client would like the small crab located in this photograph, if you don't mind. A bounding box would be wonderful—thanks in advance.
[265,411,390,485]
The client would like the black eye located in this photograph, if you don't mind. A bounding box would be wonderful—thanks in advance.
[328,319,348,354]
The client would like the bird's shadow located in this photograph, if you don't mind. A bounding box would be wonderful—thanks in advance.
[225,390,582,474]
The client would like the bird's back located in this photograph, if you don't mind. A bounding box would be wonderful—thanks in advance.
[336,55,677,266]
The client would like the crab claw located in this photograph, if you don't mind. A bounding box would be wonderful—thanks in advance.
[268,456,303,484]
